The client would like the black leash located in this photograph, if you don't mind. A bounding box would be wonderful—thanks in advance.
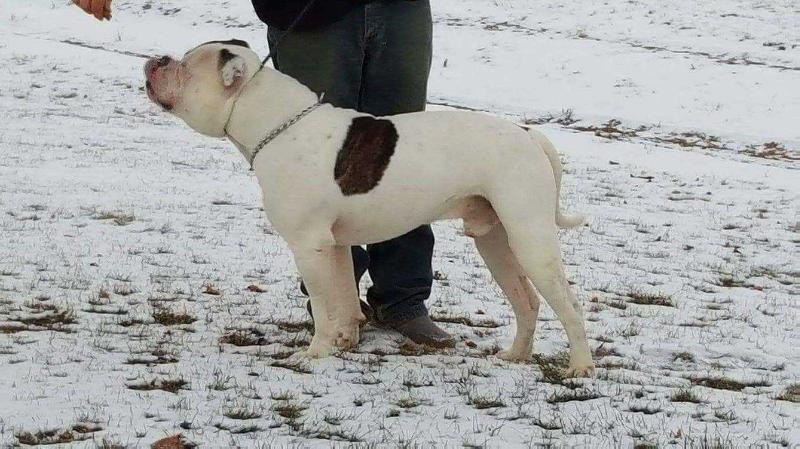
[261,0,319,66]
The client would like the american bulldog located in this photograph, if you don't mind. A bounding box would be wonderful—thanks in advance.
[144,40,594,377]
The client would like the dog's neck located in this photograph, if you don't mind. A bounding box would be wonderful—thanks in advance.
[224,67,320,164]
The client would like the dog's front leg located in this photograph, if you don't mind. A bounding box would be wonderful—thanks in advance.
[291,243,365,358]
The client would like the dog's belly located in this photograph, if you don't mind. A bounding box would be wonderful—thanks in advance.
[331,195,495,245]
[331,216,419,245]
[331,197,447,245]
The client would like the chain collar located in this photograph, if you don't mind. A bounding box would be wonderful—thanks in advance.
[224,93,325,170]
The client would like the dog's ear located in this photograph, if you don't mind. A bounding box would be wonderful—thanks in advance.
[219,49,247,88]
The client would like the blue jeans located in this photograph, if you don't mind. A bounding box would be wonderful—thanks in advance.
[267,0,434,321]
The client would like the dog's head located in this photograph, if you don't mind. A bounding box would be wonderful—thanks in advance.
[144,39,261,137]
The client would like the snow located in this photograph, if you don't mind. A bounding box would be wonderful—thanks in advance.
[0,1,798,448]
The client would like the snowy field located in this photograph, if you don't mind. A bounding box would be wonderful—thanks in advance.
[1,0,799,447]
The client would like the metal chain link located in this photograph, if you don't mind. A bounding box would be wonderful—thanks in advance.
[247,97,324,168]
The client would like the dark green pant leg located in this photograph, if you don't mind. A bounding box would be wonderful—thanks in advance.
[359,0,433,115]
[267,12,364,109]
[359,0,435,321]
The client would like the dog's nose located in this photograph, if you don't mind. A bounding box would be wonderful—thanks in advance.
[156,56,171,67]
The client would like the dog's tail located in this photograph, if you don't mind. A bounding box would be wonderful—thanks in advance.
[527,128,586,229]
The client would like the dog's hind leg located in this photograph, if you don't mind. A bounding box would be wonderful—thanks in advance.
[473,222,540,361]
[290,240,365,358]
[489,184,594,377]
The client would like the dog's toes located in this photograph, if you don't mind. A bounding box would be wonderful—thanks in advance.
[565,363,596,378]
[497,348,531,362]
[333,327,360,350]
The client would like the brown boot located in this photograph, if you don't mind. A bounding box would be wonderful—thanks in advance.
[378,314,455,348]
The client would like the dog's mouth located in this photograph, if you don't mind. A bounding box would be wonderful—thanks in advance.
[144,57,176,112]
[145,80,173,111]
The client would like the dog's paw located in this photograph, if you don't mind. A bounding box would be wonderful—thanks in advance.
[333,326,360,350]
[497,348,531,362]
[565,363,595,378]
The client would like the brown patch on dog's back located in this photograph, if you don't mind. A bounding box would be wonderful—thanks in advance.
[334,116,398,195]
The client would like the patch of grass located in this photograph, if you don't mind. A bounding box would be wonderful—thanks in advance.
[223,405,263,420]
[606,299,628,310]
[717,275,745,288]
[203,284,221,296]
[530,416,562,431]
[546,388,601,404]
[690,434,735,449]
[264,316,314,333]
[673,351,695,363]
[96,439,127,449]
[467,392,505,409]
[713,409,736,422]
[398,342,440,356]
[127,377,188,393]
[322,409,353,426]
[117,317,148,327]
[671,388,703,403]
[125,349,178,366]
[744,141,796,161]
[627,289,675,307]
[618,322,641,338]
[634,443,658,449]
[152,308,196,326]
[272,402,308,420]
[207,370,236,391]
[690,376,769,392]
[15,424,97,446]
[776,384,800,402]
[230,424,263,434]
[402,372,434,388]
[6,304,77,333]
[219,329,266,346]
[572,118,641,140]
[658,131,721,150]
[23,304,77,324]
[395,396,421,409]
[523,108,578,126]
[629,403,663,415]
[532,352,569,384]
[112,284,138,297]
[271,390,296,401]
[593,344,621,358]
[430,313,501,328]
[93,210,135,226]
[1,323,28,334]
[295,426,365,442]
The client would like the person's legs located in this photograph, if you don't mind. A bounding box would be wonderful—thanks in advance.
[355,0,451,346]
[268,11,371,283]
[366,226,434,322]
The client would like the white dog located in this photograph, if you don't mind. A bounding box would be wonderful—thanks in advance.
[144,40,594,377]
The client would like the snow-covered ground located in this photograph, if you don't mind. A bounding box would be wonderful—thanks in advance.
[0,1,798,447]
